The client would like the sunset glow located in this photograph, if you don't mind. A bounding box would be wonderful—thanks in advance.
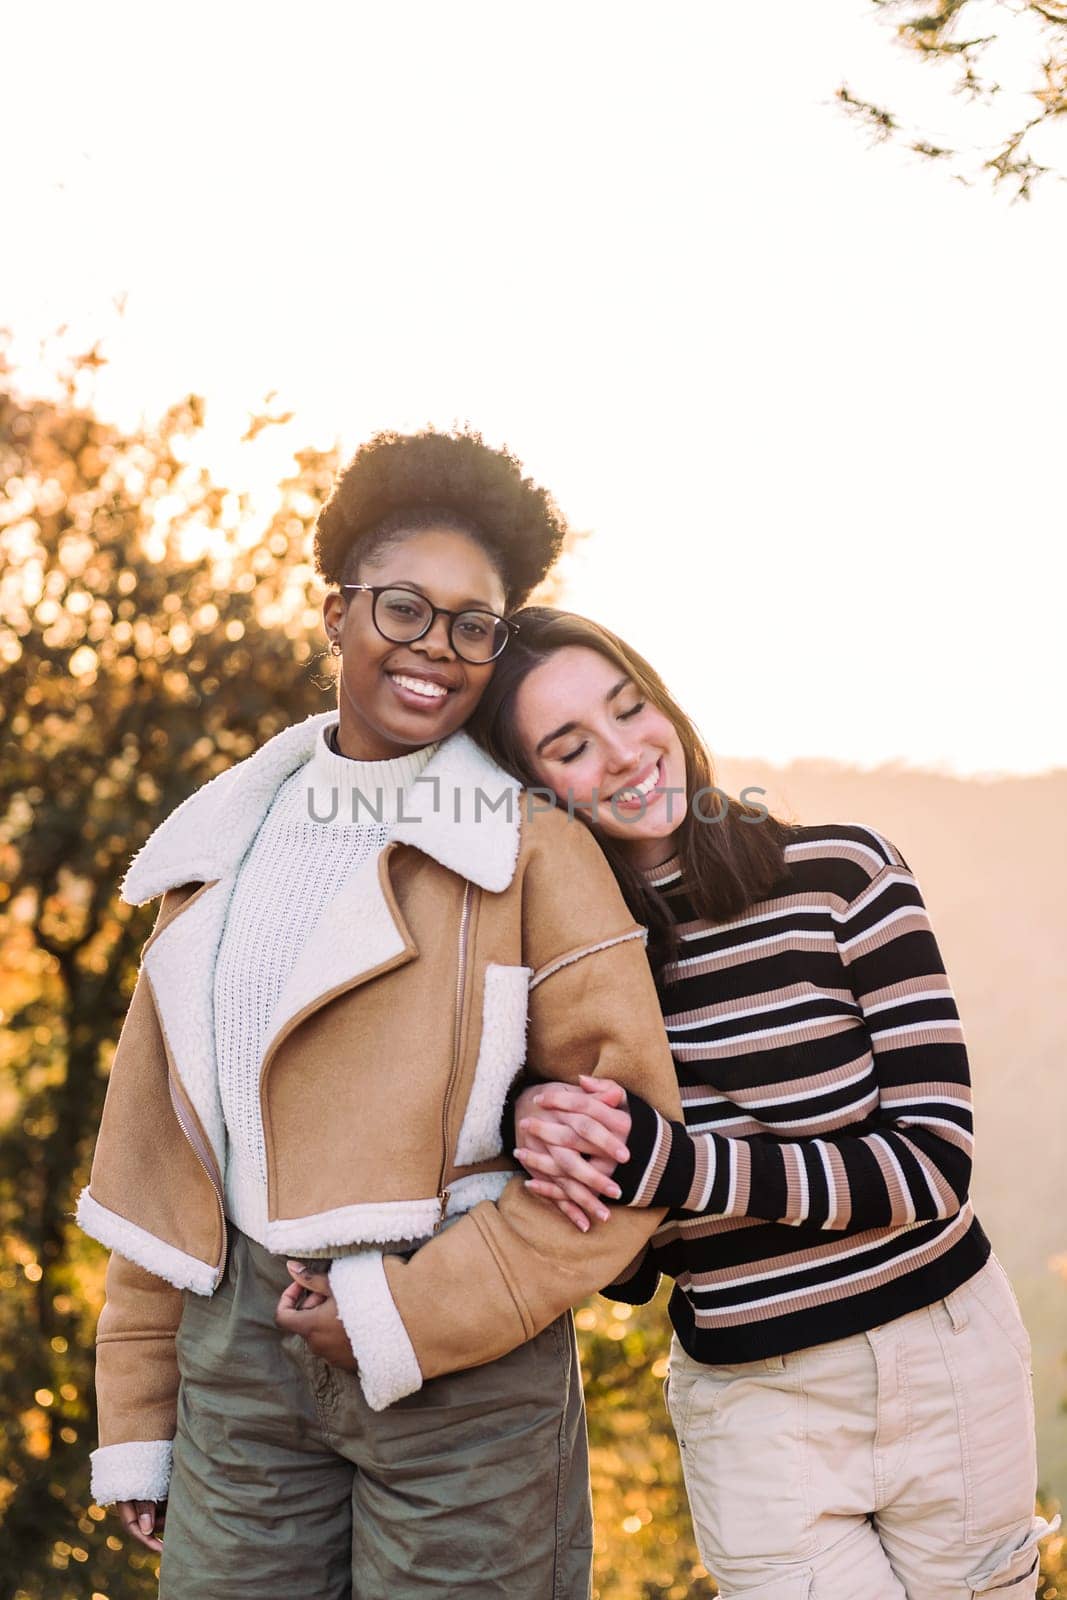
[6,0,1065,775]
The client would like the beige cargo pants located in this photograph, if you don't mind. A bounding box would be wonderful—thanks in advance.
[666,1255,1055,1598]
[158,1226,593,1599]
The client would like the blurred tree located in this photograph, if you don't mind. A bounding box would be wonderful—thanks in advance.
[841,0,1067,197]
[0,340,337,1596]
[577,1287,715,1600]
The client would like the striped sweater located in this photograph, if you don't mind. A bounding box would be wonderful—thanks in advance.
[609,824,990,1362]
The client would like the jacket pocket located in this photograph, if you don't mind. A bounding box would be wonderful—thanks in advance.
[454,964,532,1166]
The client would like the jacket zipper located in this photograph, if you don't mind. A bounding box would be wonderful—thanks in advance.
[169,1078,228,1279]
[435,880,474,1233]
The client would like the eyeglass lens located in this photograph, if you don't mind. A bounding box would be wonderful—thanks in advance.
[374,588,508,662]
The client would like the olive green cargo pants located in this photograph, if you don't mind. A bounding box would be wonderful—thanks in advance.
[158,1226,593,1599]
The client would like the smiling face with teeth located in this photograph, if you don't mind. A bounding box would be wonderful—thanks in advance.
[321,526,508,760]
[513,645,689,869]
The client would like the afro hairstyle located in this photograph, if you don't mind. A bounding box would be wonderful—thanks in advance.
[313,427,569,610]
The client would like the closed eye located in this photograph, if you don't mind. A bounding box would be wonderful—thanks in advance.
[556,701,644,764]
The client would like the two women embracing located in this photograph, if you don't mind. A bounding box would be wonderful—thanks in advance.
[79,428,1053,1599]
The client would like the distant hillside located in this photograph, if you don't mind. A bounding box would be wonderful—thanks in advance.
[715,757,1067,1505]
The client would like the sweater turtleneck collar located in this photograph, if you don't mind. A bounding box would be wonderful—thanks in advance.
[302,721,439,827]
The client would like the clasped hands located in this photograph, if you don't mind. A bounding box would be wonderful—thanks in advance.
[513,1073,632,1232]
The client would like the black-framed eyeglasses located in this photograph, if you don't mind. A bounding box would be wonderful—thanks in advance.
[339,585,519,664]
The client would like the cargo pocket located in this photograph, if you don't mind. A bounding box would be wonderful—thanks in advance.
[669,1360,816,1563]
[966,1514,1058,1594]
[454,964,532,1166]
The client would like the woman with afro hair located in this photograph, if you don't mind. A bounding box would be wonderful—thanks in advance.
[78,426,682,1598]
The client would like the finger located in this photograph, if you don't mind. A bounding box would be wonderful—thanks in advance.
[574,1103,632,1141]
[530,1084,595,1113]
[276,1291,307,1333]
[556,1132,630,1184]
[129,1526,164,1552]
[518,1113,627,1164]
[526,1079,575,1105]
[556,1175,613,1223]
[515,1145,570,1181]
[516,1145,592,1186]
[522,1113,629,1164]
[558,1198,593,1230]
[119,1502,163,1553]
[517,1145,622,1198]
[521,1100,631,1150]
[578,1074,628,1106]
[277,1281,306,1312]
[524,1176,572,1205]
[558,1149,623,1196]
[523,1168,611,1224]
[530,1085,628,1126]
[548,1086,631,1137]
[517,1118,614,1161]
[524,1179,590,1232]
[516,1118,583,1152]
[286,1262,331,1294]
[518,1139,617,1190]
[552,1144,623,1200]
[520,1131,554,1158]
[511,1136,552,1177]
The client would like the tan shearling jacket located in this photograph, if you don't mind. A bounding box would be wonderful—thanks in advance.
[78,712,682,1505]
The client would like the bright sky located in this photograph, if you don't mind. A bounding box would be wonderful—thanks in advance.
[7,1,1066,774]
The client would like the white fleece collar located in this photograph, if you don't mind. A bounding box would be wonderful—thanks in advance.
[121,712,523,904]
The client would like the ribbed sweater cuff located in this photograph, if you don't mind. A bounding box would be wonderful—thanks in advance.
[613,1092,695,1208]
[602,1248,662,1306]
[498,1069,534,1155]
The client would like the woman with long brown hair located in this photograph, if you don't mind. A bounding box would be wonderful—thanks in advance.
[472,606,1053,1600]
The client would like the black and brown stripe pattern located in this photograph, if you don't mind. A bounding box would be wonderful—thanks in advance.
[610,824,989,1363]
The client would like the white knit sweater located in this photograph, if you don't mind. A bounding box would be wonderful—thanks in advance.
[213,722,437,1244]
